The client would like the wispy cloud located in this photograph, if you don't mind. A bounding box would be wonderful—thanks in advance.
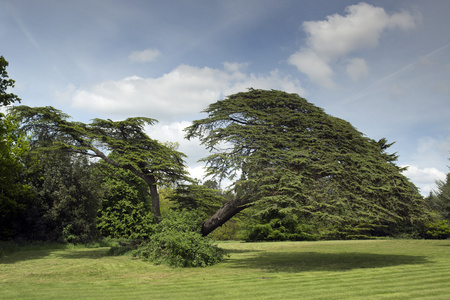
[6,3,40,49]
[344,42,450,104]
[129,48,161,63]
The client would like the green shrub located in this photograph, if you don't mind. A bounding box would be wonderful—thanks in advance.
[97,165,156,240]
[421,220,450,239]
[133,210,227,267]
[241,212,319,241]
[209,219,241,240]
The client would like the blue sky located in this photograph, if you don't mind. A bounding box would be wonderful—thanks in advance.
[1,0,449,195]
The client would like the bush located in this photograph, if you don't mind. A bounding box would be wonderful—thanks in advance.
[133,210,227,267]
[241,212,319,241]
[421,220,450,239]
[209,219,241,241]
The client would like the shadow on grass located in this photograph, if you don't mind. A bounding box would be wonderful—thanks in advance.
[225,248,263,254]
[0,249,52,264]
[54,248,108,259]
[224,251,429,273]
[0,248,109,264]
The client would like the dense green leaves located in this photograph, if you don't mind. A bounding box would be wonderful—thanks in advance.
[10,105,189,222]
[97,163,155,239]
[25,152,103,243]
[429,171,450,222]
[0,56,21,107]
[170,183,227,216]
[241,207,319,241]
[133,210,227,267]
[421,163,450,239]
[187,89,430,235]
[0,116,32,239]
[0,57,28,239]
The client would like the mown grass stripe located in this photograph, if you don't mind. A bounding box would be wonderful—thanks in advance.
[1,240,450,299]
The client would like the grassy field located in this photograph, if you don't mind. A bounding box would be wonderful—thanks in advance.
[1,239,449,299]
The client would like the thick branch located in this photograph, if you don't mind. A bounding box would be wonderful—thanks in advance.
[201,197,252,236]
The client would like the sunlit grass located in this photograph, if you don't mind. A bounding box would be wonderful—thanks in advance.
[1,239,449,299]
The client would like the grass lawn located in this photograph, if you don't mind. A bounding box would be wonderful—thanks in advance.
[1,239,449,299]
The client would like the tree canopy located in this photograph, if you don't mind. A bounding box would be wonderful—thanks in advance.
[428,161,450,223]
[7,89,431,240]
[186,89,430,236]
[10,106,189,223]
[0,57,28,239]
[0,56,21,107]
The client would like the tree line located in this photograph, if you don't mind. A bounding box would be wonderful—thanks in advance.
[1,56,449,264]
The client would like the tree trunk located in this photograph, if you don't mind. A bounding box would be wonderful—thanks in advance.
[201,197,251,236]
[145,174,162,223]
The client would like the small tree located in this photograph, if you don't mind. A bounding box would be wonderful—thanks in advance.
[427,161,450,222]
[97,160,155,240]
[433,174,450,222]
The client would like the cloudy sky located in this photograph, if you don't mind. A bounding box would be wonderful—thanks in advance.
[1,0,449,195]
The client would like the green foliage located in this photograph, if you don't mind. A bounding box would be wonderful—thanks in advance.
[158,185,175,216]
[23,151,103,243]
[0,57,27,239]
[0,115,32,239]
[427,171,450,222]
[241,208,319,241]
[97,162,156,239]
[186,89,431,236]
[134,210,227,267]
[322,223,379,240]
[0,56,21,107]
[420,220,450,239]
[170,183,226,216]
[10,105,189,223]
[421,163,450,239]
[209,219,242,240]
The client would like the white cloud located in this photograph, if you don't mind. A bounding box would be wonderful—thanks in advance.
[188,165,207,182]
[223,61,249,73]
[129,48,161,63]
[400,136,450,195]
[402,165,446,196]
[288,49,335,88]
[144,121,211,182]
[346,58,369,81]
[69,63,304,121]
[147,120,207,163]
[289,2,418,87]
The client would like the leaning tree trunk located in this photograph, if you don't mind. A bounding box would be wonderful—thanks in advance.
[201,197,252,236]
